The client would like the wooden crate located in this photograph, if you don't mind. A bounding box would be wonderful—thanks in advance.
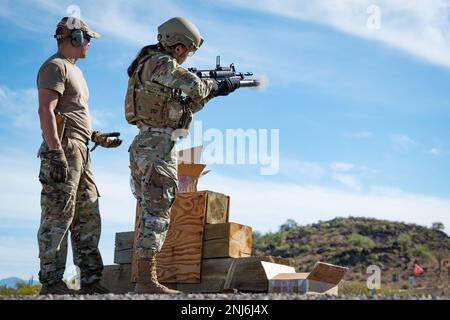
[203,223,252,259]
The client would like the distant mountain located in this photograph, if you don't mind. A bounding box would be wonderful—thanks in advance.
[0,277,39,288]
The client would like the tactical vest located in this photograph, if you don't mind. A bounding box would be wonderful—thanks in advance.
[125,51,191,129]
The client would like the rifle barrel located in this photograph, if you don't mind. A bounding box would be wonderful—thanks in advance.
[239,80,260,88]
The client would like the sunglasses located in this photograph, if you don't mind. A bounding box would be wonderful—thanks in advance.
[84,34,92,43]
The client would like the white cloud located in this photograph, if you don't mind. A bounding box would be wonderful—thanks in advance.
[280,159,378,190]
[90,109,115,129]
[226,0,450,70]
[331,162,355,172]
[332,173,363,191]
[391,133,416,150]
[0,86,39,131]
[429,148,441,156]
[280,159,326,179]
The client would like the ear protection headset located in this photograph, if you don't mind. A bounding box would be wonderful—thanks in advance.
[54,27,86,47]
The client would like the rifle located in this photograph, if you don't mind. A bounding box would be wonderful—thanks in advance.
[188,56,260,88]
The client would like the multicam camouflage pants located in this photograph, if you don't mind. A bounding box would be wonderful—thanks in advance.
[129,130,178,259]
[37,136,103,286]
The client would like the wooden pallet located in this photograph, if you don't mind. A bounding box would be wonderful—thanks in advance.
[101,256,292,294]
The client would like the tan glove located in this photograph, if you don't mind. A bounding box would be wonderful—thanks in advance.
[43,149,68,183]
[91,131,122,151]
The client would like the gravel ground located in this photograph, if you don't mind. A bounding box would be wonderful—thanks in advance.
[1,293,449,300]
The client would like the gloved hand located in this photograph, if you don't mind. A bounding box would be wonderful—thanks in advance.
[91,131,122,152]
[212,78,240,97]
[45,149,68,183]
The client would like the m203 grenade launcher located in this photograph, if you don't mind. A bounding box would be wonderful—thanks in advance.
[188,56,260,88]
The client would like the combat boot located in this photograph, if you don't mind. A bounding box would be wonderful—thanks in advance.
[39,280,76,295]
[133,257,182,294]
[79,280,110,294]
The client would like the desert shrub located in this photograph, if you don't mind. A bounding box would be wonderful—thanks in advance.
[397,233,413,250]
[348,232,375,249]
[412,244,434,262]
[0,284,41,296]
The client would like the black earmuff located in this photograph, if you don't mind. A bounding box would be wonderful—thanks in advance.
[70,29,84,48]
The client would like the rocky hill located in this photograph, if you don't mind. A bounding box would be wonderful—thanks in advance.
[252,217,450,289]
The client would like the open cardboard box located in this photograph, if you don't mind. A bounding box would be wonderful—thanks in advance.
[261,261,348,295]
[177,146,209,193]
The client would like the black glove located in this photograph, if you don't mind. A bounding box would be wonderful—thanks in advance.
[91,131,122,151]
[212,78,240,97]
[44,149,68,183]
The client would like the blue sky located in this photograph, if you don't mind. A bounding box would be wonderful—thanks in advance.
[1,0,450,280]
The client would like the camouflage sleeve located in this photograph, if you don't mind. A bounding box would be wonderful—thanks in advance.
[150,54,214,111]
[184,94,214,114]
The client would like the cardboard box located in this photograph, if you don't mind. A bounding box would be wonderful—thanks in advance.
[178,163,207,192]
[177,146,209,193]
[261,261,348,295]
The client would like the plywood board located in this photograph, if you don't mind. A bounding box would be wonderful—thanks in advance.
[155,192,208,283]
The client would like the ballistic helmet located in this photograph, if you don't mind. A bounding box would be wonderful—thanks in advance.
[157,17,203,52]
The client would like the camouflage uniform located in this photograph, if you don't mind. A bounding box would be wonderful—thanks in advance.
[37,135,103,286]
[37,47,104,287]
[127,49,214,259]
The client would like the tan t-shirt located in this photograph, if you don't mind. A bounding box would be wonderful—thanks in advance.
[37,51,92,140]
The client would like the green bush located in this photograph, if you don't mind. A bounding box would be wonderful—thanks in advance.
[412,244,434,262]
[348,232,375,249]
[0,284,41,296]
[397,233,413,249]
[295,244,312,253]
